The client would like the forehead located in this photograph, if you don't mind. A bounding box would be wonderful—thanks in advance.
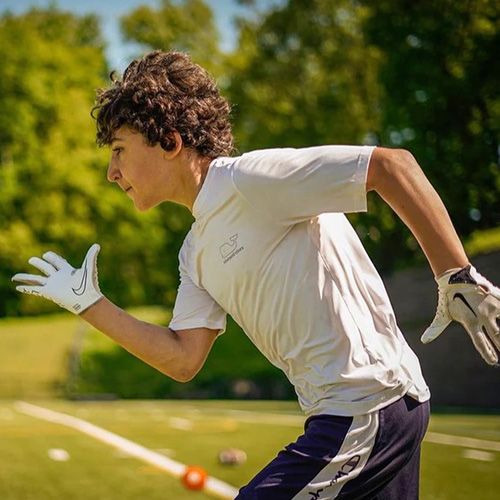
[110,126,141,145]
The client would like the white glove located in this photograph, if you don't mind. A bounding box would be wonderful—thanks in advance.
[421,264,500,365]
[12,244,103,315]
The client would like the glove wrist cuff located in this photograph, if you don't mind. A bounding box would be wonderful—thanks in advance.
[76,293,104,315]
[435,266,463,285]
[67,290,103,314]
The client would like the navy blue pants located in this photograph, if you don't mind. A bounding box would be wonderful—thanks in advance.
[236,394,430,499]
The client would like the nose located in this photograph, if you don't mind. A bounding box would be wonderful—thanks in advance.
[107,159,121,183]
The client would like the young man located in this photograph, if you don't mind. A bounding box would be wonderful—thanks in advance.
[12,51,500,499]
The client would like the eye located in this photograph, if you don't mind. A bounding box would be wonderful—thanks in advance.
[112,147,123,157]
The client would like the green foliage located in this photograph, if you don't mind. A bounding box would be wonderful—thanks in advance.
[225,0,420,272]
[0,8,107,315]
[356,0,500,270]
[226,0,499,272]
[228,0,382,151]
[120,0,224,75]
[1,1,498,319]
[465,227,500,256]
[0,8,191,316]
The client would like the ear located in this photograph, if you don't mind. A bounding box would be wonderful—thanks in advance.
[163,131,183,160]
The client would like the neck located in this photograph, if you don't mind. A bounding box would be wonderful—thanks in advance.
[176,151,212,213]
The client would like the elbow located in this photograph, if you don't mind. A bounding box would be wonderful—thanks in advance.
[162,327,214,383]
[177,369,197,383]
[167,365,197,383]
[166,360,201,383]
[367,147,418,192]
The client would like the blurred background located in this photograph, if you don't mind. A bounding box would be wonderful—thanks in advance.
[0,1,498,498]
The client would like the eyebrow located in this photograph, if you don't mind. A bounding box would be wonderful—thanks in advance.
[111,136,124,145]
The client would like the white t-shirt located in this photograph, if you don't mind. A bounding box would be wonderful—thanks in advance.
[169,146,430,417]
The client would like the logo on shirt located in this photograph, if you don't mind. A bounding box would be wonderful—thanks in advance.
[220,234,244,264]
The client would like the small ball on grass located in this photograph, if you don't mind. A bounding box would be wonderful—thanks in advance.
[181,465,208,491]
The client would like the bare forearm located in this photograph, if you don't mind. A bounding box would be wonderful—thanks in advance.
[80,297,190,381]
[369,149,468,276]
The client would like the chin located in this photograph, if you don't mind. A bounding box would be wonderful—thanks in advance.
[133,199,152,212]
[133,196,162,212]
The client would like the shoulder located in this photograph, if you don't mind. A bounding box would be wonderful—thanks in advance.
[236,147,297,170]
[232,145,365,187]
[178,228,195,267]
[231,147,299,187]
[234,145,365,176]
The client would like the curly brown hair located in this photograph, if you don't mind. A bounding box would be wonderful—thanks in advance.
[92,50,234,159]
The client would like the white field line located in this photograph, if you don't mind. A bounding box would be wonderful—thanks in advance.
[424,431,500,452]
[225,412,500,453]
[168,417,194,430]
[462,449,495,462]
[198,410,500,454]
[224,410,305,427]
[163,407,500,453]
[14,401,238,500]
[223,411,500,453]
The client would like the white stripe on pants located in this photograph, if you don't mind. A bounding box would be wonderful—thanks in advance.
[292,412,379,500]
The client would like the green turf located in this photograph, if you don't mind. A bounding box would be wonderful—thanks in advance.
[0,314,78,398]
[0,399,498,499]
[0,307,170,399]
[0,402,197,499]
[428,413,500,441]
[1,313,498,498]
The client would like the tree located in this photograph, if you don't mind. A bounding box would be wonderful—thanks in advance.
[228,0,382,152]
[228,0,499,272]
[358,0,500,270]
[0,8,105,315]
[120,0,223,75]
[0,8,189,316]
[226,0,404,270]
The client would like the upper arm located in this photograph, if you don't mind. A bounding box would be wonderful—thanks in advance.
[365,147,469,277]
[170,241,227,333]
[168,246,227,381]
[233,146,373,222]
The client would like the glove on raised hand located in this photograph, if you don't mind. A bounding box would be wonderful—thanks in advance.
[421,264,500,365]
[12,244,103,314]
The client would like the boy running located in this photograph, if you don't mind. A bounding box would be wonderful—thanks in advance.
[13,51,500,499]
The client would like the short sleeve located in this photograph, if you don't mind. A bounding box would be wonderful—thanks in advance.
[169,252,227,334]
[231,145,375,224]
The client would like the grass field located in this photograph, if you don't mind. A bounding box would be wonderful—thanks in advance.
[0,314,79,398]
[0,308,169,399]
[0,399,498,499]
[1,313,498,499]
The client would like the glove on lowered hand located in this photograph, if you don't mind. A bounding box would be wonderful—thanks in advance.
[421,264,500,365]
[12,244,103,314]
